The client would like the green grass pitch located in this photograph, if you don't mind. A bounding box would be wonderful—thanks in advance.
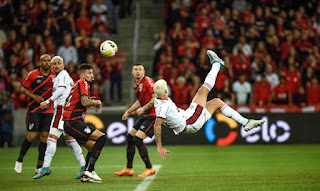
[0,145,319,191]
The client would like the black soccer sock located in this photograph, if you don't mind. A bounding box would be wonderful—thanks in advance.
[86,135,106,172]
[134,137,152,169]
[17,139,32,162]
[37,141,47,169]
[85,151,92,167]
[126,134,135,168]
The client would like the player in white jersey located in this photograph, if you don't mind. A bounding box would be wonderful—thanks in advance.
[33,56,86,179]
[154,50,265,159]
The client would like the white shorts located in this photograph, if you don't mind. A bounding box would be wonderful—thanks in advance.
[184,103,211,134]
[49,105,66,138]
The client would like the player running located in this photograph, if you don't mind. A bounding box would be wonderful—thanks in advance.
[62,63,105,183]
[115,63,156,177]
[154,50,265,159]
[14,54,55,174]
[33,56,86,179]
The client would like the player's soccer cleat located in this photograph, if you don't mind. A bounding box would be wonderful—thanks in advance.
[81,171,102,181]
[75,166,85,179]
[80,177,102,183]
[138,167,156,177]
[33,167,51,179]
[207,50,225,66]
[114,167,134,176]
[244,119,265,131]
[14,161,22,174]
[35,168,41,175]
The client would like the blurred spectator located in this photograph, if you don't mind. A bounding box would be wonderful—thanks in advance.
[11,81,26,109]
[232,35,252,56]
[92,23,110,41]
[217,79,235,106]
[110,51,125,101]
[232,74,251,105]
[293,85,307,107]
[91,0,108,24]
[76,10,93,36]
[306,77,320,105]
[269,77,292,106]
[170,76,190,109]
[0,91,13,147]
[284,65,301,94]
[253,75,271,106]
[57,34,78,66]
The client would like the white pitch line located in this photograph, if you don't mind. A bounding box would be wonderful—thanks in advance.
[134,165,162,191]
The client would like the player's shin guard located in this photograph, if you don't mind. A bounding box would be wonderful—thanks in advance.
[66,139,85,166]
[134,137,152,169]
[86,135,106,172]
[17,139,32,162]
[37,142,47,169]
[126,134,135,168]
[43,137,57,167]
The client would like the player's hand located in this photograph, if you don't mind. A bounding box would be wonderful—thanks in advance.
[40,101,48,109]
[95,100,102,112]
[33,95,44,103]
[136,108,144,116]
[122,111,130,120]
[158,147,169,159]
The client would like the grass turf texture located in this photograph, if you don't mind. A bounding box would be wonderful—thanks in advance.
[0,145,319,191]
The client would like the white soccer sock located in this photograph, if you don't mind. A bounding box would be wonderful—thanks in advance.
[220,104,249,126]
[66,139,86,166]
[43,137,57,168]
[202,62,221,91]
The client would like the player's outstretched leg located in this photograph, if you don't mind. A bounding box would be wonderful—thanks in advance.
[114,134,135,176]
[205,98,265,131]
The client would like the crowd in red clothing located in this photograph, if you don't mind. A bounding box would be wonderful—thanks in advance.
[0,0,126,109]
[153,0,320,109]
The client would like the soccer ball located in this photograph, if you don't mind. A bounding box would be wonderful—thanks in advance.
[100,40,118,57]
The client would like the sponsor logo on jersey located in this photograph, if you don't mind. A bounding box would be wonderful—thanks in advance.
[84,127,91,134]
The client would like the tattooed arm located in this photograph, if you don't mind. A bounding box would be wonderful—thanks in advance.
[154,117,169,159]
[81,95,102,109]
[136,93,156,116]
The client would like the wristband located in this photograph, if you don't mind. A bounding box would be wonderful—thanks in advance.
[45,99,50,104]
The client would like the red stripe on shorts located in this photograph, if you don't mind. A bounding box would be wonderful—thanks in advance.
[186,105,203,125]
[145,120,155,133]
[52,106,63,128]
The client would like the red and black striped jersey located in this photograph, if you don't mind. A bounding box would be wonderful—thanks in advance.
[22,68,55,113]
[133,76,156,116]
[63,79,90,121]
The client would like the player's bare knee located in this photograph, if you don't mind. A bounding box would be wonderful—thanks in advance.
[27,133,37,142]
[212,98,224,108]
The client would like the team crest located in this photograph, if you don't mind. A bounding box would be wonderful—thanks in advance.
[29,123,34,130]
[139,84,143,92]
[84,127,91,134]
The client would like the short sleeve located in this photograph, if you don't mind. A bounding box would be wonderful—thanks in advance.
[22,71,35,89]
[146,77,155,94]
[155,103,169,119]
[78,80,89,96]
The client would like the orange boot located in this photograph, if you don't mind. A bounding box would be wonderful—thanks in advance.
[138,167,156,177]
[114,167,134,176]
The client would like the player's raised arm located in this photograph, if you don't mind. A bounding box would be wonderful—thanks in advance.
[122,100,141,120]
[154,117,169,159]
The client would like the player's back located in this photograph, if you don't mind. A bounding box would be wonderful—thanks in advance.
[52,70,74,107]
[63,79,89,121]
[133,76,156,116]
[154,97,186,135]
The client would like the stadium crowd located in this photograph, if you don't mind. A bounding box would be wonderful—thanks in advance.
[153,0,320,109]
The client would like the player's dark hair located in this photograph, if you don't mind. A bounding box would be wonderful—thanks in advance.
[133,63,144,67]
[78,63,93,74]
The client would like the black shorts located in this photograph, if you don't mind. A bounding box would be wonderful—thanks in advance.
[26,112,53,132]
[133,116,156,138]
[64,119,96,145]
